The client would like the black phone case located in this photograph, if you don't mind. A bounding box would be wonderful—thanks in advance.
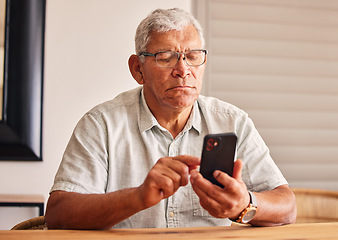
[200,133,237,187]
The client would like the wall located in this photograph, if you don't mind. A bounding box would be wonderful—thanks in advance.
[194,0,338,191]
[0,0,191,230]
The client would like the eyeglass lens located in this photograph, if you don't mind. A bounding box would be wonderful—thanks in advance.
[156,50,206,68]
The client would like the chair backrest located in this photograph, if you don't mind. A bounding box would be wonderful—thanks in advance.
[11,216,47,230]
[292,188,338,223]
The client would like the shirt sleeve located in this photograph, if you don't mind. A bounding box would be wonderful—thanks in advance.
[236,116,288,192]
[50,112,109,194]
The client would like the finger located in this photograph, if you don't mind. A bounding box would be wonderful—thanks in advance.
[140,175,165,207]
[153,167,186,198]
[170,155,200,180]
[159,177,177,198]
[190,170,225,213]
[232,159,243,181]
[190,169,206,187]
[148,159,183,196]
[190,170,216,200]
[213,170,233,189]
[195,188,221,213]
[173,155,201,169]
[155,157,189,187]
[167,159,191,186]
[212,159,243,188]
[191,170,224,200]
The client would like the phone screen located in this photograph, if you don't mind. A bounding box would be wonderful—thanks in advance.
[200,133,237,187]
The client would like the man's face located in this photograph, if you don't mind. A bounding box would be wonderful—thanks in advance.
[140,24,206,113]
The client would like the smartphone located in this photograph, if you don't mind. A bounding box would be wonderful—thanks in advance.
[200,132,237,187]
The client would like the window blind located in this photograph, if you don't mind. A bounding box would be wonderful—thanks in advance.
[193,0,338,190]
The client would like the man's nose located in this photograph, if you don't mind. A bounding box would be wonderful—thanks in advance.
[172,55,190,78]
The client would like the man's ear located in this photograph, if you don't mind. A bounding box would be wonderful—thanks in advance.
[128,54,144,85]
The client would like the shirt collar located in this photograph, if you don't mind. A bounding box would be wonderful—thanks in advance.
[182,100,202,135]
[139,88,202,135]
[139,89,158,132]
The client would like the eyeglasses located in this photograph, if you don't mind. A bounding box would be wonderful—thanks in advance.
[139,49,207,68]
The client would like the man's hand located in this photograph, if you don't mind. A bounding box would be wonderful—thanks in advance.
[138,155,200,208]
[190,159,250,219]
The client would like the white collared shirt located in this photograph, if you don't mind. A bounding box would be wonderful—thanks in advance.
[51,86,287,228]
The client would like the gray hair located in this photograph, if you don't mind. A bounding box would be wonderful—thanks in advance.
[135,8,205,55]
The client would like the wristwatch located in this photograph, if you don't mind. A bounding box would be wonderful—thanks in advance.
[234,191,257,224]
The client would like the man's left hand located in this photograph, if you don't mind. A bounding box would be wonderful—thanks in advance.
[190,159,250,220]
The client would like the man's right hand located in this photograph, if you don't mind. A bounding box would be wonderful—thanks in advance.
[138,155,200,208]
[46,155,200,229]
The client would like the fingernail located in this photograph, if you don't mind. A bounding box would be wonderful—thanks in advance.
[190,170,197,178]
[213,170,220,178]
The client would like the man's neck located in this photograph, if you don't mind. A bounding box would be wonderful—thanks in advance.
[151,104,193,139]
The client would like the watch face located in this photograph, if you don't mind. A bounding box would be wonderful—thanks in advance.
[243,209,256,223]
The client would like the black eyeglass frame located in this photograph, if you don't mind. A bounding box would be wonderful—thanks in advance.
[139,49,208,68]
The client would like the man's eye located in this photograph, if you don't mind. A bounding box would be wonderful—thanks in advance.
[158,57,171,62]
[187,53,201,61]
[187,55,197,60]
[158,53,175,61]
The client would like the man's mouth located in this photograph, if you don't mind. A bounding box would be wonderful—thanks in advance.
[167,85,193,91]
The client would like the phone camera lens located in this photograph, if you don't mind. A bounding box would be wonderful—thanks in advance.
[206,138,214,151]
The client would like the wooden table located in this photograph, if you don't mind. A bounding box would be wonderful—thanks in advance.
[1,222,338,240]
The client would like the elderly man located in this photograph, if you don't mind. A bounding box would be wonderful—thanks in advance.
[45,8,296,229]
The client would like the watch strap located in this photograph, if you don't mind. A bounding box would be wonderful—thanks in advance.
[249,191,257,207]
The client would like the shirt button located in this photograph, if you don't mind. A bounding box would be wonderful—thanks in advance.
[169,212,174,218]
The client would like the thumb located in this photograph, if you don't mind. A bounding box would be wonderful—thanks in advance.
[232,159,243,181]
